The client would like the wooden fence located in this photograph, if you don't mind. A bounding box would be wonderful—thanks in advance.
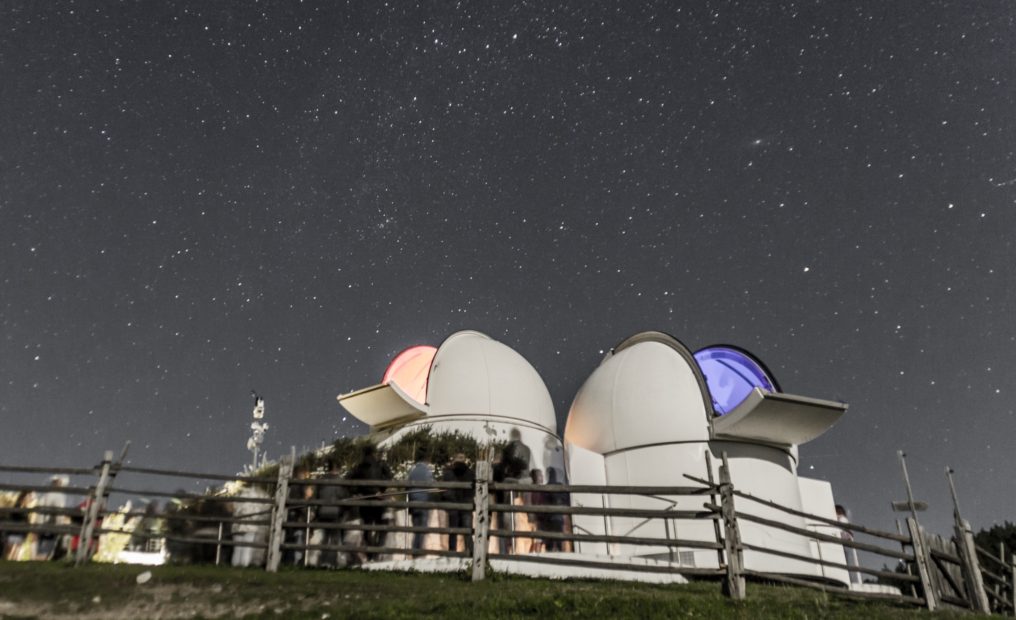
[0,450,1011,615]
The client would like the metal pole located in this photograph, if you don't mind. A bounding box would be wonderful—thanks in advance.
[508,490,516,554]
[602,491,614,557]
[303,506,311,568]
[664,516,674,564]
[215,523,223,565]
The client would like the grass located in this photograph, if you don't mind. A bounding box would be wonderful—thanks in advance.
[0,560,986,619]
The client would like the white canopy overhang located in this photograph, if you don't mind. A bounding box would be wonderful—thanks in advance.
[712,388,846,446]
[337,382,428,430]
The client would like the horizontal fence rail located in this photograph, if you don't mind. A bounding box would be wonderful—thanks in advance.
[1,451,1010,616]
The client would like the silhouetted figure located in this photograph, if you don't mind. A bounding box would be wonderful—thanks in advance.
[407,448,434,552]
[34,476,68,560]
[543,436,565,486]
[2,491,30,560]
[283,466,309,566]
[502,428,532,481]
[442,453,474,554]
[129,501,164,552]
[836,504,861,584]
[317,461,355,567]
[346,445,392,560]
[536,468,568,552]
[491,453,512,554]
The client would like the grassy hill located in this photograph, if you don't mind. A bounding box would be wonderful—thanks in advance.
[0,561,982,619]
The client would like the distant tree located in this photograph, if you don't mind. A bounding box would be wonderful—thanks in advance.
[974,521,1016,562]
[874,561,915,591]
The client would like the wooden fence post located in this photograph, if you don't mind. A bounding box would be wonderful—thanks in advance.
[998,542,1006,611]
[471,459,492,582]
[945,466,990,613]
[705,452,725,570]
[75,450,113,566]
[265,456,293,572]
[905,517,938,611]
[719,453,745,601]
[954,517,990,613]
[1010,553,1016,617]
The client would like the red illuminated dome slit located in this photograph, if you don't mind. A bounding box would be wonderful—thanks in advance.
[381,345,437,405]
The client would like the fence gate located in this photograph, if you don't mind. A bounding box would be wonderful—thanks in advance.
[923,530,970,609]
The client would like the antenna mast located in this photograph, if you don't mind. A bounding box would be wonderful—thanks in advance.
[246,392,268,471]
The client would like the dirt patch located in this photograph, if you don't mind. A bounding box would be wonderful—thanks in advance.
[0,583,317,619]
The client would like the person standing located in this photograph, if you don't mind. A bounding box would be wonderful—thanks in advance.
[3,491,30,560]
[283,466,309,566]
[539,468,568,552]
[316,461,353,568]
[836,504,861,584]
[406,448,434,553]
[346,445,392,560]
[503,428,532,481]
[441,453,474,554]
[34,476,68,560]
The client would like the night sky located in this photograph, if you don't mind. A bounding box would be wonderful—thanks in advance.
[2,2,1014,536]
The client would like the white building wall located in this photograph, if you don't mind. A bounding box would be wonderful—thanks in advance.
[565,441,609,556]
[798,477,850,586]
[567,438,827,576]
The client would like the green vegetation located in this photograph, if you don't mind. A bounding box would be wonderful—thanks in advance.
[256,428,504,481]
[975,522,1016,562]
[0,561,982,619]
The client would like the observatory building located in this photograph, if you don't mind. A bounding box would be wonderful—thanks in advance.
[565,331,848,582]
[338,329,850,585]
[337,330,564,477]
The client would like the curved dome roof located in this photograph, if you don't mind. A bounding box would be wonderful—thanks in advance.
[423,331,557,433]
[565,331,713,454]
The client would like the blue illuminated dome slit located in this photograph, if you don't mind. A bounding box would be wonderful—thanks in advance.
[694,347,777,416]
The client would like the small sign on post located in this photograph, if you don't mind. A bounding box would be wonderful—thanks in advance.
[890,500,928,513]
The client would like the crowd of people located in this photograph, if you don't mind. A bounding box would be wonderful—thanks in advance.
[2,476,65,561]
[286,433,572,567]
[1,475,171,563]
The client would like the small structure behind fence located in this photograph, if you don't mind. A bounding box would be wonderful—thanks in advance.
[0,450,1011,615]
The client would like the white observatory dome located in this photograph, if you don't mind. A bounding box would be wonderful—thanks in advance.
[425,330,557,432]
[565,331,713,453]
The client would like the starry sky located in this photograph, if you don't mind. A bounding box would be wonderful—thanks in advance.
[2,2,1014,536]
